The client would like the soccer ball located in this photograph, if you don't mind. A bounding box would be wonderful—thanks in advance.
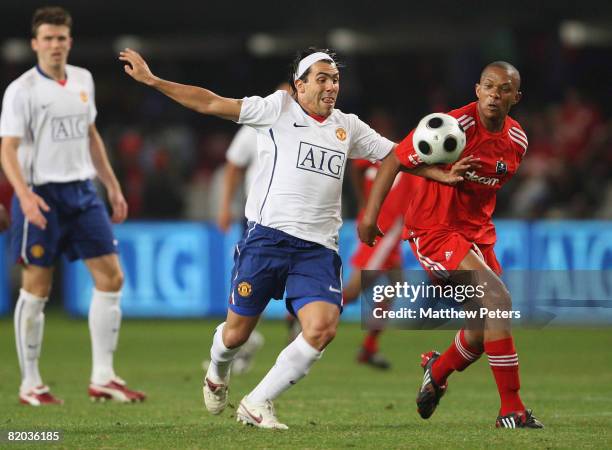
[412,113,466,164]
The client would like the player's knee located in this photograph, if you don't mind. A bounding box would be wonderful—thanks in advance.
[302,323,336,350]
[485,281,512,310]
[95,270,124,292]
[222,327,250,349]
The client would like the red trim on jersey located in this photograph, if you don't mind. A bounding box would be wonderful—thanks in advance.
[309,113,327,123]
[57,79,67,86]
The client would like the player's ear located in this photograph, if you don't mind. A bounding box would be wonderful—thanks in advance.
[475,83,481,99]
[513,90,522,105]
[295,79,306,94]
[31,37,38,52]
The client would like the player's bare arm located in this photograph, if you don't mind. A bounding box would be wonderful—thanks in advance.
[218,162,246,232]
[88,124,128,224]
[119,48,242,122]
[349,163,368,211]
[407,155,481,186]
[357,151,400,247]
[0,204,9,231]
[0,136,50,230]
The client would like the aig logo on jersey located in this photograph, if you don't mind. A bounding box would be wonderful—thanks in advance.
[297,142,345,180]
[496,161,508,175]
[51,113,88,141]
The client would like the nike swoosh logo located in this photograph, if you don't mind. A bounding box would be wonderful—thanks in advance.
[41,103,52,109]
[242,403,263,423]
[293,122,308,128]
[329,285,342,294]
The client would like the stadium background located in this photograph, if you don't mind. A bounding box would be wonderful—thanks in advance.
[1,0,610,319]
[0,2,611,447]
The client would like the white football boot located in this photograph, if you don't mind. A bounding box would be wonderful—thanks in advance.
[203,367,229,415]
[236,396,288,430]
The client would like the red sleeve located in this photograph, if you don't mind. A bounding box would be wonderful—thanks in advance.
[395,129,423,168]
[508,121,528,160]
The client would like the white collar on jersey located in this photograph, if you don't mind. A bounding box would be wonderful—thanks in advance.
[294,52,335,80]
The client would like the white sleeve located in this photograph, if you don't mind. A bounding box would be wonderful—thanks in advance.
[0,82,28,138]
[88,71,97,124]
[237,90,285,128]
[226,125,257,168]
[347,114,394,161]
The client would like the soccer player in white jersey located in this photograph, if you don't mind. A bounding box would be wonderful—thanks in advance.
[0,7,145,405]
[120,46,466,429]
[217,125,259,232]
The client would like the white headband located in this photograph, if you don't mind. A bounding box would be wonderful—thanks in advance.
[294,52,335,80]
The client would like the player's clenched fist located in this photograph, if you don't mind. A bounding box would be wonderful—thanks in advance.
[357,217,384,247]
[119,48,156,85]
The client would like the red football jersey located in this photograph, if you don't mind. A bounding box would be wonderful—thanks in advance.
[395,102,528,244]
[353,159,412,233]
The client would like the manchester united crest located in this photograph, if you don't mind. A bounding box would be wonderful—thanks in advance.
[30,244,45,258]
[80,91,88,103]
[335,127,347,141]
[237,281,252,297]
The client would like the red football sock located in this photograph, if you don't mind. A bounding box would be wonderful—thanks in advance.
[485,337,525,416]
[431,329,482,385]
[362,330,380,354]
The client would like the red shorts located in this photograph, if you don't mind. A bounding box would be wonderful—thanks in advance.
[351,219,403,270]
[409,229,501,280]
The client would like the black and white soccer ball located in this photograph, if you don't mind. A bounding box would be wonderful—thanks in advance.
[412,113,466,164]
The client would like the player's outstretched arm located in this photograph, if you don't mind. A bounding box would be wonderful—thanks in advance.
[0,136,50,230]
[405,155,481,186]
[358,151,401,247]
[119,48,242,122]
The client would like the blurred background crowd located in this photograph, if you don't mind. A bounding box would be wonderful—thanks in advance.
[2,1,611,222]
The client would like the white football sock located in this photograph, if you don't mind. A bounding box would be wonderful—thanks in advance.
[14,289,47,393]
[208,322,241,382]
[89,289,121,385]
[247,332,321,403]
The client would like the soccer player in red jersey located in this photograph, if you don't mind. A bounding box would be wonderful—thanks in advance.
[358,61,543,429]
[346,159,411,369]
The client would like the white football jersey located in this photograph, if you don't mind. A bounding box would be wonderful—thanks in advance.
[238,90,394,250]
[0,64,97,185]
[226,125,258,193]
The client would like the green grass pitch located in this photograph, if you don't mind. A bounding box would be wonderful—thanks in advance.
[1,314,611,449]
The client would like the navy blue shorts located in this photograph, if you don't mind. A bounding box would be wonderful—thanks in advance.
[229,222,343,317]
[10,180,118,266]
